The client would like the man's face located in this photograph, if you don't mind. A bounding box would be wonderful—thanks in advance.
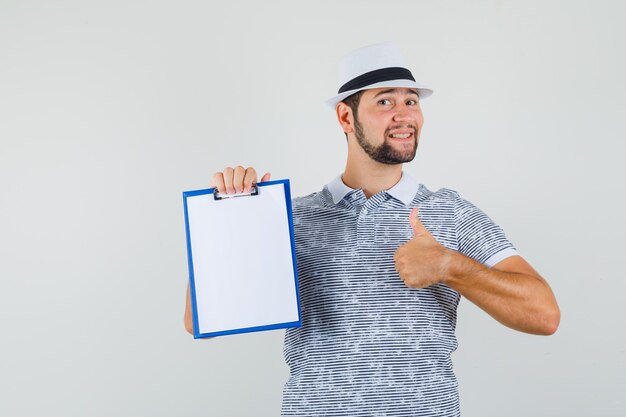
[351,87,424,165]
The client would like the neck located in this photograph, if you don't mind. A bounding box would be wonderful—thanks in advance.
[341,139,404,198]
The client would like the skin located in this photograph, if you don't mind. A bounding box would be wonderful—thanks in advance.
[184,87,560,336]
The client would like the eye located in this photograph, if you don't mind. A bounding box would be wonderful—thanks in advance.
[407,99,418,105]
[378,99,392,105]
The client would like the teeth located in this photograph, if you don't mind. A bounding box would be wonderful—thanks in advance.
[391,133,411,138]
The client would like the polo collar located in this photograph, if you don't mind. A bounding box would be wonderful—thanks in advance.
[326,171,419,206]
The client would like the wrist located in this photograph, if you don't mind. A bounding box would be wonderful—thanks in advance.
[440,248,458,284]
[442,250,487,291]
[441,249,470,286]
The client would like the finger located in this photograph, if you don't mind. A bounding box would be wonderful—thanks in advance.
[223,167,235,194]
[233,165,246,193]
[409,207,428,236]
[393,246,401,263]
[243,167,257,193]
[260,172,271,182]
[211,172,226,194]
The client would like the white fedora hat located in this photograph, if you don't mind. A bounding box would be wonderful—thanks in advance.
[326,41,433,108]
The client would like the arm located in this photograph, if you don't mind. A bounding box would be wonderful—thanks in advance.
[183,166,271,336]
[184,282,215,340]
[443,253,560,335]
[394,208,560,336]
[184,282,194,335]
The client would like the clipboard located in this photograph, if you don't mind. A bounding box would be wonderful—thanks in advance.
[183,179,301,338]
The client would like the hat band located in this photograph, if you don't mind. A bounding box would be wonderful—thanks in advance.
[338,67,415,94]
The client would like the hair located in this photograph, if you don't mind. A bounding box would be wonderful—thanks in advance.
[341,90,365,140]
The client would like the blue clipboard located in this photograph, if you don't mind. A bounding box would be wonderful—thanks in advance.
[183,179,301,338]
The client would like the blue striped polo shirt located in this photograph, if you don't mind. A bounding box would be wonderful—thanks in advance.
[282,172,518,417]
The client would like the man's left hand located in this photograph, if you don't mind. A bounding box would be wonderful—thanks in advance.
[393,207,453,289]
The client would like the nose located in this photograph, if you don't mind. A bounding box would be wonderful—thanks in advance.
[392,103,413,123]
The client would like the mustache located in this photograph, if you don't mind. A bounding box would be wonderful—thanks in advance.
[384,125,418,137]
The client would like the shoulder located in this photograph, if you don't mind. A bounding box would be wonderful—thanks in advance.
[291,189,326,210]
[415,186,489,223]
[415,184,461,205]
[418,184,487,210]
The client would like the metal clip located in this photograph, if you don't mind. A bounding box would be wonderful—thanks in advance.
[213,184,259,200]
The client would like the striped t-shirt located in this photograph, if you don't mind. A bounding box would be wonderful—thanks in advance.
[281,172,517,417]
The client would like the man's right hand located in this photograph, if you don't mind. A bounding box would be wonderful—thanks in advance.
[210,166,271,194]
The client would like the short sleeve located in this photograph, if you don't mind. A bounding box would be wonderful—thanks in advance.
[454,194,518,267]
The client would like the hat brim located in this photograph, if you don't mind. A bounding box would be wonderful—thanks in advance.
[326,79,433,108]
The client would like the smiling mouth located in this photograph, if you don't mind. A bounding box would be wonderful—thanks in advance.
[388,132,414,141]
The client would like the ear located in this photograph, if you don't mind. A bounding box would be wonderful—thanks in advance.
[336,102,354,134]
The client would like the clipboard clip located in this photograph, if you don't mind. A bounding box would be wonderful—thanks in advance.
[213,184,260,200]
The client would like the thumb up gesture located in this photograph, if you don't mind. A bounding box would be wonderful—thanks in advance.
[393,208,452,289]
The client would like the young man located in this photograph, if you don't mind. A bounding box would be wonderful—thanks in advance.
[185,42,560,416]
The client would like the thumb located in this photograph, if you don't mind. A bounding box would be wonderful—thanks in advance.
[260,172,271,182]
[409,207,428,236]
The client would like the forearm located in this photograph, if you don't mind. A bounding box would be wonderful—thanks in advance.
[184,283,194,335]
[442,251,560,335]
[184,283,215,340]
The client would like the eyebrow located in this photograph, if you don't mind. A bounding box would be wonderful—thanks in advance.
[373,88,419,98]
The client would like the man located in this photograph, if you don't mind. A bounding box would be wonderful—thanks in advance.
[185,42,560,416]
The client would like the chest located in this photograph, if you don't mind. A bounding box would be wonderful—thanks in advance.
[293,204,457,256]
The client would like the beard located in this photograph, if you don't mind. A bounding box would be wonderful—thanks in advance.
[353,115,418,165]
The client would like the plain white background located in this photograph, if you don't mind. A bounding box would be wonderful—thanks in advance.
[1,1,624,416]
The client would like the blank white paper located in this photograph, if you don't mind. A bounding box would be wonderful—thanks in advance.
[185,182,299,336]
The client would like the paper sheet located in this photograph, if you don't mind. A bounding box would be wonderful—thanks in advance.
[184,180,300,337]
